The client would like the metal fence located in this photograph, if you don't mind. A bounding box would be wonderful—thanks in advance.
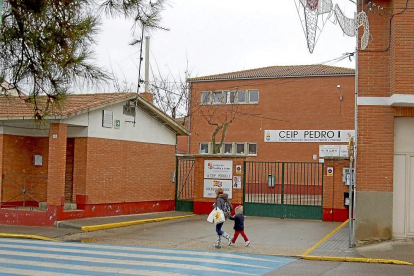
[175,157,195,212]
[1,174,47,208]
[244,162,324,220]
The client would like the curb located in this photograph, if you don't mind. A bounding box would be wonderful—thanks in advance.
[81,214,197,232]
[0,233,58,242]
[302,255,413,265]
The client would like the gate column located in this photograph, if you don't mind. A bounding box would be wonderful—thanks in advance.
[193,155,245,215]
[47,123,67,206]
[322,158,350,222]
[0,134,3,202]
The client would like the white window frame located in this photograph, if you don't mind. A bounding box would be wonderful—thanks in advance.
[200,91,211,105]
[223,143,233,154]
[199,142,210,154]
[248,90,259,104]
[247,143,257,156]
[236,90,247,104]
[225,91,236,104]
[213,91,224,104]
[235,143,245,155]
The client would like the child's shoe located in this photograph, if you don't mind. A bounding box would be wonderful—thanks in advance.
[245,241,251,247]
[228,241,234,246]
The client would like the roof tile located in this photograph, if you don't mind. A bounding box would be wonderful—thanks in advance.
[188,65,355,82]
[0,93,136,118]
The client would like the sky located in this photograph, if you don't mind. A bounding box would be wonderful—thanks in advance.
[91,0,357,93]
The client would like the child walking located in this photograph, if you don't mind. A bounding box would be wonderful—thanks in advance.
[228,205,250,246]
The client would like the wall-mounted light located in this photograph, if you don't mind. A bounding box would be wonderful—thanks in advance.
[337,84,343,101]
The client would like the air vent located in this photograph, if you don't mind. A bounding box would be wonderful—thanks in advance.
[123,104,136,117]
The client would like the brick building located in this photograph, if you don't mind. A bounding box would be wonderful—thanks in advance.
[187,65,355,161]
[0,93,188,226]
[182,65,356,221]
[356,0,414,241]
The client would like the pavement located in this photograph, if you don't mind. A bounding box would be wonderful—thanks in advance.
[0,211,413,266]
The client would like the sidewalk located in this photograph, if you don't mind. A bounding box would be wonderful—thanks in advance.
[0,211,413,265]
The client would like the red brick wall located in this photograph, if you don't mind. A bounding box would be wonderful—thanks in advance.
[83,137,176,204]
[1,134,49,205]
[193,156,246,214]
[189,75,355,162]
[323,159,351,221]
[47,123,67,206]
[0,134,3,202]
[358,106,394,192]
[358,1,391,98]
[74,138,87,201]
[390,0,414,95]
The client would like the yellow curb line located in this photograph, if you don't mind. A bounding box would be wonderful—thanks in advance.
[303,255,413,265]
[0,233,58,242]
[302,219,349,257]
[81,214,196,232]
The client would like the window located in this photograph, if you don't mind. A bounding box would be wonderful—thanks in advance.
[199,143,209,154]
[236,143,245,155]
[201,92,211,104]
[213,91,224,104]
[214,144,222,154]
[237,90,246,103]
[226,91,236,104]
[102,110,113,128]
[248,143,257,155]
[223,143,233,154]
[249,90,259,103]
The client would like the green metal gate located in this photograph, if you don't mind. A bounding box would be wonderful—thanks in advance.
[175,156,195,212]
[243,162,324,220]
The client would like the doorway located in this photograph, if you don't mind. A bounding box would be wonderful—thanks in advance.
[393,118,414,238]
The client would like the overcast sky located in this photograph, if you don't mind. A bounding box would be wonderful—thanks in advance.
[91,0,357,93]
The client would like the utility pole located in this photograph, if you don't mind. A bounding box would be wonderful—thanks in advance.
[145,36,150,93]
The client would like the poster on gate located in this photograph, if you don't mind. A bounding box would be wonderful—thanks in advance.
[203,179,232,198]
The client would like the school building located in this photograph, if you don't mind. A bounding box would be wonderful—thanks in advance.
[178,65,356,222]
[0,92,189,226]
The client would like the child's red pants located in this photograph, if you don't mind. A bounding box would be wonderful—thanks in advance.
[232,230,249,243]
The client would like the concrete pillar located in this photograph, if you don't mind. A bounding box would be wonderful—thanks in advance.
[47,123,67,206]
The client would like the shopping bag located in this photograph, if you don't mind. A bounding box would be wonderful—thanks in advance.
[207,209,215,223]
[213,208,225,224]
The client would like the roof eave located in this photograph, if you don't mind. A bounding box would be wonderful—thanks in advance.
[137,97,190,136]
[187,73,355,83]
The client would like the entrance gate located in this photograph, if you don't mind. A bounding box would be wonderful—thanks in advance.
[175,156,195,212]
[243,162,324,220]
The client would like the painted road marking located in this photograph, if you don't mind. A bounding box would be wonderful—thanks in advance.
[0,238,296,276]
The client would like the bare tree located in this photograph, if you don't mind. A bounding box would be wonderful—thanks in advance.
[149,61,191,119]
[190,90,257,154]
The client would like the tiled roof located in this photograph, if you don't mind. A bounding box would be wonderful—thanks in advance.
[0,93,136,118]
[0,92,190,136]
[187,65,355,82]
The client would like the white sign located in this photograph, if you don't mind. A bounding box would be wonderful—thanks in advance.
[233,176,241,189]
[264,130,355,143]
[319,145,349,158]
[204,160,233,179]
[203,179,233,198]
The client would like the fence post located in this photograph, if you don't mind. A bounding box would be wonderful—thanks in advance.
[175,156,179,202]
[281,162,285,218]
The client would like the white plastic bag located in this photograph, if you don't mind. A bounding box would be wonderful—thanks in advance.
[207,209,215,223]
[213,208,225,224]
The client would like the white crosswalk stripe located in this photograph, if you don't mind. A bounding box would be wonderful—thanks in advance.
[0,238,296,276]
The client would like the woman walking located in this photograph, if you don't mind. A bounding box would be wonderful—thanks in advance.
[213,188,233,248]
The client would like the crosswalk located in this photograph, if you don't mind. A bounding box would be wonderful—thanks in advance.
[0,238,295,276]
